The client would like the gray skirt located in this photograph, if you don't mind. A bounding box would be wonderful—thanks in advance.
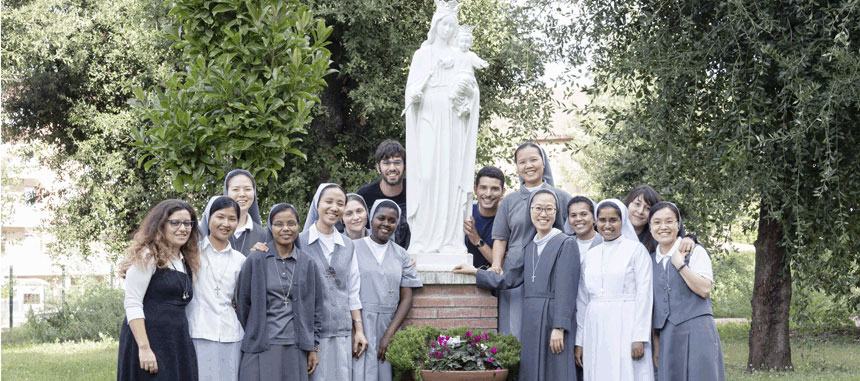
[239,344,308,381]
[310,336,352,381]
[657,315,725,381]
[192,339,241,381]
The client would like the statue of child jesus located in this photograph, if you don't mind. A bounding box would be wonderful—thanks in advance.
[451,25,488,118]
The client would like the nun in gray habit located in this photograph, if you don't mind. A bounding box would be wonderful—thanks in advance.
[352,199,422,381]
[491,142,572,339]
[456,188,580,380]
[300,183,365,381]
[649,202,725,381]
[224,170,268,256]
[235,203,324,381]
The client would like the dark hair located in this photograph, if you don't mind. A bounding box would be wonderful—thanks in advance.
[567,196,595,214]
[475,166,505,187]
[269,203,299,224]
[648,201,686,237]
[624,185,662,208]
[372,200,400,218]
[120,199,200,278]
[210,196,240,220]
[320,184,346,201]
[513,142,541,162]
[375,139,406,163]
[596,202,622,218]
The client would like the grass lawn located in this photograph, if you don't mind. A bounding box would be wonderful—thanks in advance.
[2,340,117,380]
[719,323,860,380]
[3,325,858,380]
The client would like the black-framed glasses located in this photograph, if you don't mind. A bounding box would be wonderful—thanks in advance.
[326,266,342,288]
[167,219,196,228]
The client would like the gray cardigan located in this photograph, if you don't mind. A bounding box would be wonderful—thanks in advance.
[235,241,323,353]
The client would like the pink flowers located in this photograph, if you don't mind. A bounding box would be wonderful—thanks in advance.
[487,358,494,362]
[490,348,498,354]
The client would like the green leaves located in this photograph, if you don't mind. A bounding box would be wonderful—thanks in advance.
[132,0,333,191]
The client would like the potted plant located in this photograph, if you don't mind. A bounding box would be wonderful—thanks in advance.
[386,326,520,381]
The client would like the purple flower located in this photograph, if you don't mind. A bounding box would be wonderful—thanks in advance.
[487,358,494,362]
[496,367,501,370]
[446,335,450,340]
[437,352,443,358]
[431,342,436,348]
[466,330,472,338]
[476,336,482,342]
[491,348,498,354]
[483,333,489,340]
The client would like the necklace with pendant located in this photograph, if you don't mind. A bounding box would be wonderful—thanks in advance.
[273,255,295,306]
[204,245,232,296]
[170,258,190,300]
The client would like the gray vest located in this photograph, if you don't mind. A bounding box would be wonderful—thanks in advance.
[355,239,402,314]
[299,230,355,337]
[652,247,714,329]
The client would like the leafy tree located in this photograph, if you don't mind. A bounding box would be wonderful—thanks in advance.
[573,0,860,370]
[2,0,184,259]
[2,0,578,258]
[131,0,336,191]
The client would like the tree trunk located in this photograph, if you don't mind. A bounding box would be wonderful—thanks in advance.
[747,202,793,370]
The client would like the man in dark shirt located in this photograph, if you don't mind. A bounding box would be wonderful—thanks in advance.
[464,166,505,268]
[357,139,410,248]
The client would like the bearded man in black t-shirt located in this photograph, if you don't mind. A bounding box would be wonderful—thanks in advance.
[357,139,411,248]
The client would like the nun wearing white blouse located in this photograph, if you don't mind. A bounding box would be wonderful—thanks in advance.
[300,183,368,381]
[649,202,725,381]
[575,198,654,381]
[352,199,422,381]
[186,196,247,381]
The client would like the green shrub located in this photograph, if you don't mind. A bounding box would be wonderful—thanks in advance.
[387,325,520,380]
[23,282,124,343]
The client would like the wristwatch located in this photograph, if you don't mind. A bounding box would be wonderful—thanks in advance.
[313,346,320,353]
[475,239,485,248]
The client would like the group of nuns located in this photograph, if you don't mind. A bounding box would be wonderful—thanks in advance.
[453,142,726,381]
[117,169,421,381]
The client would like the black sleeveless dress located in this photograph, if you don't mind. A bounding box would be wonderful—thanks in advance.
[117,261,198,380]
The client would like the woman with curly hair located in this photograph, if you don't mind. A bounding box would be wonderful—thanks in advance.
[117,199,201,380]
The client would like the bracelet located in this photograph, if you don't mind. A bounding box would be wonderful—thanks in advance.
[352,319,363,324]
[677,263,688,271]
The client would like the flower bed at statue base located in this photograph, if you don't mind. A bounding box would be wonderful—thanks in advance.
[386,325,520,380]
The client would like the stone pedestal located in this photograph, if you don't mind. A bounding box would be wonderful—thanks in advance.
[411,252,473,272]
[405,271,498,331]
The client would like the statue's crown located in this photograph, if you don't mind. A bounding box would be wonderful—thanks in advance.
[434,0,462,18]
[458,24,475,37]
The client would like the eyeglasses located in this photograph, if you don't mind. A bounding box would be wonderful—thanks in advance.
[326,266,342,288]
[530,206,557,215]
[271,221,299,228]
[380,159,404,166]
[167,219,195,228]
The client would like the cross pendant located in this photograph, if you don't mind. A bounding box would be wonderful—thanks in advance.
[283,300,289,306]
[215,286,221,295]
[531,275,536,282]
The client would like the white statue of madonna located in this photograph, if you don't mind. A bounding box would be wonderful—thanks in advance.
[404,0,487,267]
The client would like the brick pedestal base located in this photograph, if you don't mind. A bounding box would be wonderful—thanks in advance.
[404,271,498,331]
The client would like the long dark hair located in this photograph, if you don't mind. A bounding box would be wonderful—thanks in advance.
[120,199,200,278]
[624,185,663,252]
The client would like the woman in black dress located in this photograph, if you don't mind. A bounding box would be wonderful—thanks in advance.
[117,199,201,380]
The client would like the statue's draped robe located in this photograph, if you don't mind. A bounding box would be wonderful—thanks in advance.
[405,45,479,254]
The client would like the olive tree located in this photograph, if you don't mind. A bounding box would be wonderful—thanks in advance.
[573,0,860,370]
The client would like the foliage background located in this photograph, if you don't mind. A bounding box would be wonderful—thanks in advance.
[2,0,577,261]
